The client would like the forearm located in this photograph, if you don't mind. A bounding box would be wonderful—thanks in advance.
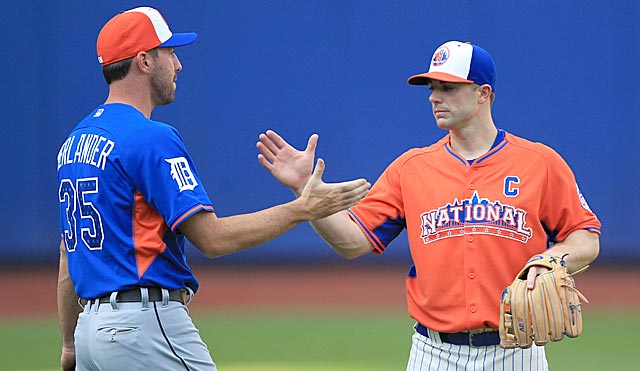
[181,201,307,258]
[309,211,373,259]
[57,241,80,354]
[544,229,600,273]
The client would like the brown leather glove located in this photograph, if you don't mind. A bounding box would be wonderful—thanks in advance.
[499,254,589,349]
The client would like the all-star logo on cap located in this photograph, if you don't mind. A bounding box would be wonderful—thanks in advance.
[432,46,450,67]
[408,40,496,92]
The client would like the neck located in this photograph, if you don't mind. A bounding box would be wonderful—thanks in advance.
[104,80,154,118]
[449,118,498,160]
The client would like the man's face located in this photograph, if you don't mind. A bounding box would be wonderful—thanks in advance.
[427,80,480,130]
[149,47,182,106]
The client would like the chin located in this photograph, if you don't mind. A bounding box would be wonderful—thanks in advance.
[435,121,453,130]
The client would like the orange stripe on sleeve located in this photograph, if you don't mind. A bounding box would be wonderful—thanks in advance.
[170,204,214,232]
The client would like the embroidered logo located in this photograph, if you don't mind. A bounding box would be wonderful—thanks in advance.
[419,191,533,244]
[431,46,450,66]
[165,157,198,192]
[576,184,592,212]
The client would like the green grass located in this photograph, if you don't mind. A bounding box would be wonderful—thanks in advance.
[0,311,637,371]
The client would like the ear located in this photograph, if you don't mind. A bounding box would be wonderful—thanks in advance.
[477,84,493,104]
[133,51,153,73]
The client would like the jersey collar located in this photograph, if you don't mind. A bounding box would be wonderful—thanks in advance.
[445,129,507,165]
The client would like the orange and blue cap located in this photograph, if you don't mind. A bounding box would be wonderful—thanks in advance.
[96,7,197,66]
[408,41,496,92]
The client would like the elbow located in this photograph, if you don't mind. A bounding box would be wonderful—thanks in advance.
[194,241,232,259]
[336,250,362,260]
[331,243,372,260]
[589,235,600,263]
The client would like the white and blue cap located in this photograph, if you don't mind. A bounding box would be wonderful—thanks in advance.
[408,41,496,92]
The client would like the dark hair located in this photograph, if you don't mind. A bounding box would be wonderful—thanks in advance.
[102,49,159,84]
[102,57,134,84]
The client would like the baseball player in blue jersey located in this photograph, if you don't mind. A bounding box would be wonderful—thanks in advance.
[56,7,369,371]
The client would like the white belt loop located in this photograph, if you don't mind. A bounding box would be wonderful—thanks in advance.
[184,287,195,306]
[161,288,170,307]
[140,287,149,311]
[428,328,443,345]
[109,291,118,311]
[92,298,100,314]
[81,299,91,313]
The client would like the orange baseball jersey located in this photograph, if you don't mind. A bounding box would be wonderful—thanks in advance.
[347,130,601,333]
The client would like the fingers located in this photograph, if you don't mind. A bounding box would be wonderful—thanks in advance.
[257,134,278,161]
[265,129,288,149]
[526,266,550,289]
[526,268,537,289]
[305,134,318,155]
[310,158,325,181]
[319,178,370,210]
[338,180,370,208]
[257,154,273,171]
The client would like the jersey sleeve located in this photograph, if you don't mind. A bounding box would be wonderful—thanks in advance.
[539,146,601,242]
[348,156,407,254]
[125,123,214,232]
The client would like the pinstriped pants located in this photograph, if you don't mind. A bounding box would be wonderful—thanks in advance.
[406,326,548,371]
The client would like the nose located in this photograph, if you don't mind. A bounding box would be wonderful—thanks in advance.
[429,90,441,104]
[173,53,183,72]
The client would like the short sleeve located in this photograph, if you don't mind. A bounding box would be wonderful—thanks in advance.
[538,147,601,242]
[348,157,407,253]
[124,123,214,231]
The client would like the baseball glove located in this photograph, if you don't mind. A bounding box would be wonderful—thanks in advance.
[499,254,589,349]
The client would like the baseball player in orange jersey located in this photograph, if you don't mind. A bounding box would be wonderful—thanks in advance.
[257,40,601,370]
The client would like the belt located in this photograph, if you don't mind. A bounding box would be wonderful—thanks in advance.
[92,287,185,304]
[416,323,500,347]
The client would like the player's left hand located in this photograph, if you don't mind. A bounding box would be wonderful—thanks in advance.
[257,130,316,196]
[499,254,589,349]
[61,346,76,371]
[525,265,550,289]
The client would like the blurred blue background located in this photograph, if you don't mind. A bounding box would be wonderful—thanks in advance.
[1,1,637,265]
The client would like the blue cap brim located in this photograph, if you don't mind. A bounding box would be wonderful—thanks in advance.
[160,32,198,48]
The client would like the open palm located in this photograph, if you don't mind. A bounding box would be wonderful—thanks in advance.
[257,130,317,194]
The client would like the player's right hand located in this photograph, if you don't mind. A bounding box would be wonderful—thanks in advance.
[257,130,316,196]
[296,158,370,220]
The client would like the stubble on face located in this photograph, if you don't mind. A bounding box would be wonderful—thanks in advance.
[149,50,177,106]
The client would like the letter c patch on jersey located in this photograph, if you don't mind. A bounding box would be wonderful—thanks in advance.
[503,176,520,197]
[165,157,198,192]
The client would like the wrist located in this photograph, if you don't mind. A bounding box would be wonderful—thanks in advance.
[286,197,313,223]
[293,181,310,198]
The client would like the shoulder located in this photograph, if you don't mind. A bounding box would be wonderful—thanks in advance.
[505,132,563,157]
[504,132,570,169]
[389,135,449,168]
[371,136,449,183]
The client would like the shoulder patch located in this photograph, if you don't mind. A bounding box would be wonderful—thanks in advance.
[165,157,198,192]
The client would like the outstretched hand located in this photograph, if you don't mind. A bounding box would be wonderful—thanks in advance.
[257,130,316,196]
[296,157,370,220]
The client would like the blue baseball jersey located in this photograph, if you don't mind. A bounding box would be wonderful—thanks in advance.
[57,103,213,299]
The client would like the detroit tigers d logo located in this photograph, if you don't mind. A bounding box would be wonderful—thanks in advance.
[165,157,199,192]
